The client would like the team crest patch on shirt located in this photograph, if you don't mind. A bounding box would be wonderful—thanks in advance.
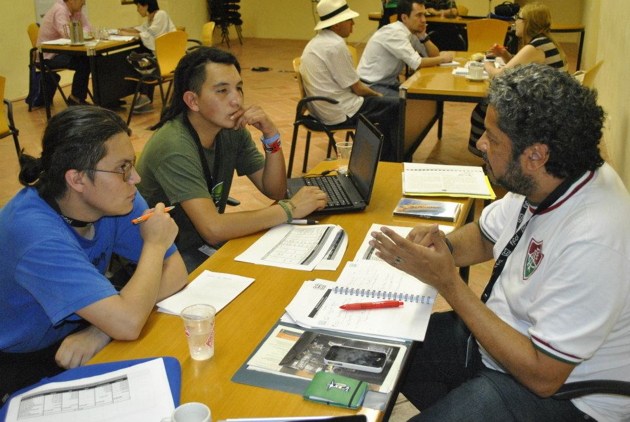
[523,238,544,279]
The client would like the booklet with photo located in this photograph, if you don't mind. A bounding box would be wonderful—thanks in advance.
[393,198,462,222]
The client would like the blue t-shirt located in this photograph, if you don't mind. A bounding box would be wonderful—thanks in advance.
[0,187,177,353]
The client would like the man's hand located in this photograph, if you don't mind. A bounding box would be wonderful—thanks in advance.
[370,225,458,290]
[230,104,278,139]
[138,202,179,250]
[55,325,111,369]
[289,186,329,218]
[406,223,441,247]
[439,51,454,63]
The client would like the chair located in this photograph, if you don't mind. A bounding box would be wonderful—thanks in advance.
[201,22,216,46]
[552,380,630,400]
[124,30,188,125]
[457,4,469,16]
[347,45,358,68]
[0,76,22,159]
[287,58,355,176]
[574,60,603,88]
[465,18,511,54]
[27,23,71,110]
[210,0,243,48]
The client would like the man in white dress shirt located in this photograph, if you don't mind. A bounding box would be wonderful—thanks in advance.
[300,0,400,161]
[358,0,454,97]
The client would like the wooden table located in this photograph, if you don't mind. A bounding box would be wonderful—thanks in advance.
[39,38,140,118]
[397,60,487,161]
[369,12,585,69]
[88,162,474,421]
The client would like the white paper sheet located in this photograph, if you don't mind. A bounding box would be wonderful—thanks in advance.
[5,359,174,422]
[157,270,254,315]
[235,224,346,271]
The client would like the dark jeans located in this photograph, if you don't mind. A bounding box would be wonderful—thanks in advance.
[348,95,399,161]
[0,335,77,405]
[46,54,91,101]
[403,311,592,421]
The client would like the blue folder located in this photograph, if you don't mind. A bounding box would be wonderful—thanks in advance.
[0,356,181,421]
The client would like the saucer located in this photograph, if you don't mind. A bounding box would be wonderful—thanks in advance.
[466,75,488,82]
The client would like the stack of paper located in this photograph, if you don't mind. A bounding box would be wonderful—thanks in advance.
[157,270,254,315]
[235,224,347,271]
[402,163,496,199]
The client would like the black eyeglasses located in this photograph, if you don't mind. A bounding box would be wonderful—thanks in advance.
[90,162,135,182]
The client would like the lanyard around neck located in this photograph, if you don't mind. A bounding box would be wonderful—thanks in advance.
[182,114,220,207]
[480,173,585,303]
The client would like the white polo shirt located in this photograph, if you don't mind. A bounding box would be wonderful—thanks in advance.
[300,30,363,125]
[358,21,427,86]
[479,163,630,421]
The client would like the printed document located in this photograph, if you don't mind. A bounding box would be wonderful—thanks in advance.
[5,358,174,422]
[402,163,495,199]
[235,224,346,271]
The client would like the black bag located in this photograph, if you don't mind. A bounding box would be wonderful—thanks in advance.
[25,67,61,108]
[494,1,519,17]
[127,51,159,76]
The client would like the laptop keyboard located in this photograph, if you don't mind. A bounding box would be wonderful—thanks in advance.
[303,176,352,208]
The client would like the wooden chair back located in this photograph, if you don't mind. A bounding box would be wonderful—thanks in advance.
[155,31,189,77]
[466,18,511,54]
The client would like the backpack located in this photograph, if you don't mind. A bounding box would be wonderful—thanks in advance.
[25,67,61,109]
[494,1,520,17]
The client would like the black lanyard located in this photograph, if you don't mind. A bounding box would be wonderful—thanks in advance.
[182,114,223,209]
[480,173,586,303]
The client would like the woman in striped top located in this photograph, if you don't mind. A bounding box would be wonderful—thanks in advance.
[468,2,567,157]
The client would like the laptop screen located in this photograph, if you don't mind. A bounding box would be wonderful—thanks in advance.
[347,114,384,202]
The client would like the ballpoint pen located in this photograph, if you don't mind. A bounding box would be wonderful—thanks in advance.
[340,300,404,310]
[290,219,319,225]
[131,206,175,225]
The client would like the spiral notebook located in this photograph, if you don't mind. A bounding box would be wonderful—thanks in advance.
[285,261,437,341]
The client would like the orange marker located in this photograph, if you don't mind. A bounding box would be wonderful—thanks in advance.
[132,206,175,225]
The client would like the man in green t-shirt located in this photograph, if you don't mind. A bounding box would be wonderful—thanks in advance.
[137,47,328,272]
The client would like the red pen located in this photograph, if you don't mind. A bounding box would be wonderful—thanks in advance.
[340,300,404,310]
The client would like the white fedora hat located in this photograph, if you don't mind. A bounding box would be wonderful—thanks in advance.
[314,0,359,30]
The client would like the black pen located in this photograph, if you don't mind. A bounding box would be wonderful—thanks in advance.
[290,219,319,225]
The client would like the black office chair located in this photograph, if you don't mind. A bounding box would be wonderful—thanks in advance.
[552,380,630,400]
[1,76,21,159]
[287,57,355,177]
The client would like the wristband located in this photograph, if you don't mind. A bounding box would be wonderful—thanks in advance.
[261,133,280,146]
[420,34,430,43]
[261,133,282,154]
[444,237,454,254]
[277,200,293,223]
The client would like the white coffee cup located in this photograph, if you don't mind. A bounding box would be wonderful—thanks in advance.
[161,402,211,422]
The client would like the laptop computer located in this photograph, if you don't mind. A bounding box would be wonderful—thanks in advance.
[287,114,384,215]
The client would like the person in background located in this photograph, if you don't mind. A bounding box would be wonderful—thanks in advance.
[300,0,400,161]
[425,0,458,17]
[37,0,92,106]
[119,0,176,114]
[468,2,567,157]
[371,64,630,422]
[0,107,187,404]
[358,0,454,97]
[136,47,328,273]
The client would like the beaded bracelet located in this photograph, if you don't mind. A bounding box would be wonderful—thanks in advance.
[277,200,293,223]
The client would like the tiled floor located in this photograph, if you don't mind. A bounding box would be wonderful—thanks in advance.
[2,37,577,421]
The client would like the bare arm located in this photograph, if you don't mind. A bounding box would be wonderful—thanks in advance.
[76,203,184,341]
[181,186,328,245]
[486,45,545,78]
[350,81,383,97]
[371,225,575,396]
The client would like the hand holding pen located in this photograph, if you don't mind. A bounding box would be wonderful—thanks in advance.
[132,205,175,224]
[134,204,179,249]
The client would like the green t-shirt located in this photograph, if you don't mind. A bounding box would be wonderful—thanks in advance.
[136,113,265,252]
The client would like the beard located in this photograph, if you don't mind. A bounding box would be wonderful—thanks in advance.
[483,153,536,197]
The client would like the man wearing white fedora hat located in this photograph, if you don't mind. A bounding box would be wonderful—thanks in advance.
[300,0,400,161]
